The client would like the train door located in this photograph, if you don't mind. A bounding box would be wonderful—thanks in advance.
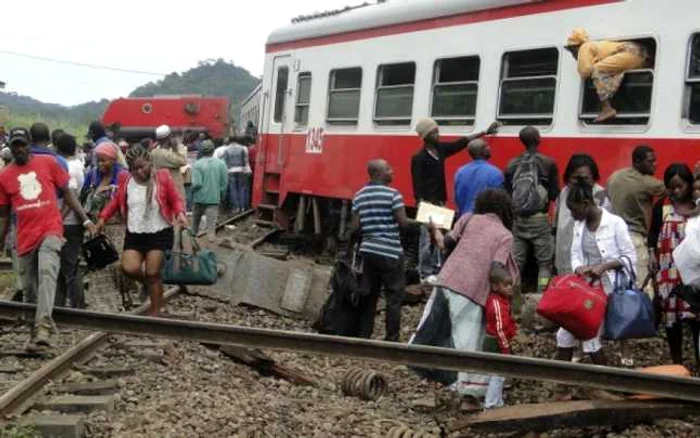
[255,55,291,225]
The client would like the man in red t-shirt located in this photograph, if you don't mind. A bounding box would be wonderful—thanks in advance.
[0,128,96,350]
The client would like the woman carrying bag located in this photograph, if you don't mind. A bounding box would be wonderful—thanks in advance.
[96,145,188,316]
[555,182,637,366]
[648,164,700,366]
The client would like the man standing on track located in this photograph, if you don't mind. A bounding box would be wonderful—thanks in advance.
[151,125,188,202]
[504,126,559,293]
[411,118,499,283]
[607,145,665,292]
[191,140,228,242]
[350,159,409,342]
[0,128,96,350]
[222,137,252,214]
[454,138,504,218]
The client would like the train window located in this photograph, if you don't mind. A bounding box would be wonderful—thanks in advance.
[295,72,312,126]
[431,56,480,126]
[273,67,289,123]
[580,38,656,125]
[327,67,363,125]
[686,34,700,124]
[374,62,416,126]
[498,48,559,126]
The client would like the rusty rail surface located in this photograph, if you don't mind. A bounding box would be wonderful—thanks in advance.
[2,303,700,404]
[0,212,264,418]
[0,287,181,417]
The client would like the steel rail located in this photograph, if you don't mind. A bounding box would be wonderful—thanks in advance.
[0,287,180,417]
[1,302,699,403]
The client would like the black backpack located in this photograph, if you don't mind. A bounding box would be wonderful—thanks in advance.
[511,153,544,217]
[313,257,364,337]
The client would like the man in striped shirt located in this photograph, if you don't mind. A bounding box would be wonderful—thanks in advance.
[350,159,409,342]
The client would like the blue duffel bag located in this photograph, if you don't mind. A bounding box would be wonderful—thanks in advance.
[603,267,656,340]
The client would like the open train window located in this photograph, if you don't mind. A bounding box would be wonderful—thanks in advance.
[431,56,480,126]
[685,34,700,125]
[273,67,289,123]
[327,67,362,125]
[294,72,312,127]
[579,38,656,125]
[374,62,416,126]
[498,48,558,126]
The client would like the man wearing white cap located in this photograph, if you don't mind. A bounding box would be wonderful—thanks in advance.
[410,118,499,282]
[151,125,188,201]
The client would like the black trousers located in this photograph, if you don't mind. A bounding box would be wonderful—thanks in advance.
[55,224,85,308]
[358,253,405,342]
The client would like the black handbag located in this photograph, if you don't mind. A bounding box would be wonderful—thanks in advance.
[82,234,120,271]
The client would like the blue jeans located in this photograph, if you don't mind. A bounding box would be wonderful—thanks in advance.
[418,225,439,279]
[185,184,193,212]
[228,173,250,211]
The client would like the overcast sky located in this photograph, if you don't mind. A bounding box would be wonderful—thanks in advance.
[1,0,356,106]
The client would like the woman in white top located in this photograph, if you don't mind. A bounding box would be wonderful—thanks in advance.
[555,154,611,275]
[555,182,636,365]
[96,145,187,315]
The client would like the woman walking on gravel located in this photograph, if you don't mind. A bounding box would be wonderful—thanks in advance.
[96,145,187,315]
[648,163,700,366]
[556,182,636,366]
[414,189,518,400]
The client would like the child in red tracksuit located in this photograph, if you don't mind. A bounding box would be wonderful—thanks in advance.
[483,262,517,409]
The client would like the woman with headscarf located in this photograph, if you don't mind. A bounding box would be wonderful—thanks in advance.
[412,189,519,401]
[81,142,133,309]
[81,143,126,220]
[565,28,647,123]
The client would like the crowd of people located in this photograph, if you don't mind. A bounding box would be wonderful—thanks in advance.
[350,117,700,408]
[0,121,255,351]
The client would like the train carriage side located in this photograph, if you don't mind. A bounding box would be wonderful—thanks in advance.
[253,0,700,232]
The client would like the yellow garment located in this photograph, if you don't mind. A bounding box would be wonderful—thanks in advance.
[577,41,632,77]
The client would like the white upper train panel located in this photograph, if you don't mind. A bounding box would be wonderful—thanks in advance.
[267,0,541,45]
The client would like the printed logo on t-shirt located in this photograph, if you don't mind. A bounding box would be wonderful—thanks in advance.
[18,172,42,200]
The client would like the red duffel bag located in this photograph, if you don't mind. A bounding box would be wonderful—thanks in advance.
[536,274,608,340]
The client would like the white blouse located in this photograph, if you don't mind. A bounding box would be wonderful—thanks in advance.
[126,178,170,234]
[571,209,637,294]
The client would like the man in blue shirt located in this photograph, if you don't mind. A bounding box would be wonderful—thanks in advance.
[29,123,68,171]
[454,139,503,217]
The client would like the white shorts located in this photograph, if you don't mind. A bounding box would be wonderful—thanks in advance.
[556,324,603,354]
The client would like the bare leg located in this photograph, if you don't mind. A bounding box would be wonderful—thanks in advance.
[144,250,166,316]
[595,100,617,123]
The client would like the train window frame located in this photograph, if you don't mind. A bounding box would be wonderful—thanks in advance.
[273,66,289,124]
[326,67,363,126]
[294,72,312,127]
[497,47,559,126]
[373,61,417,126]
[430,56,480,126]
[578,37,657,126]
[684,33,700,126]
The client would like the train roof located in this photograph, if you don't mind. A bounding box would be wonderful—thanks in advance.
[267,0,544,46]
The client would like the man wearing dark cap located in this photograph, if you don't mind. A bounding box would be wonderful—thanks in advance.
[0,128,96,350]
[191,140,228,241]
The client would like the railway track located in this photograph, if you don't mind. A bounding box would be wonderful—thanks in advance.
[2,303,700,404]
[0,209,273,433]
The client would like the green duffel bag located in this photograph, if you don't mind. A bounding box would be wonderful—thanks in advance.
[163,228,218,285]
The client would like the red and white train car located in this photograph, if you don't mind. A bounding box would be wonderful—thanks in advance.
[253,0,700,231]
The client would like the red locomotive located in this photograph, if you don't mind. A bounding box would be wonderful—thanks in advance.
[102,96,230,140]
